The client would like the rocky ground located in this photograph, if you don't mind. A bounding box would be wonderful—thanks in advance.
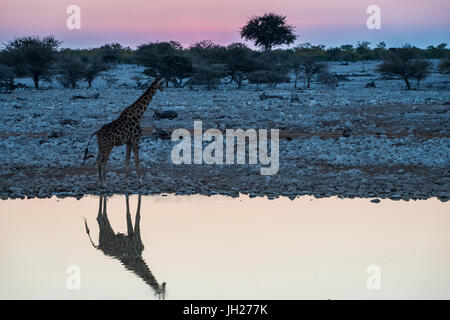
[0,61,449,201]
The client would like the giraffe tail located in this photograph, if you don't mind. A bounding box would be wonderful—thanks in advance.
[83,131,98,163]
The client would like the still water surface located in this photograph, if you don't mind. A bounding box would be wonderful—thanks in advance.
[0,195,449,299]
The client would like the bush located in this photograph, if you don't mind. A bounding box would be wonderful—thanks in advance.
[223,43,257,88]
[56,51,85,88]
[412,60,432,86]
[144,55,193,88]
[98,43,132,65]
[438,58,450,74]
[82,54,108,88]
[0,64,16,91]
[186,64,226,90]
[318,71,339,89]
[247,71,268,89]
[289,44,326,88]
[247,70,290,89]
[291,52,327,88]
[188,40,226,63]
[136,41,192,87]
[2,36,61,89]
[377,45,431,90]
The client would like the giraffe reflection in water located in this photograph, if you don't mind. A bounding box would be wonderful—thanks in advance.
[84,194,166,299]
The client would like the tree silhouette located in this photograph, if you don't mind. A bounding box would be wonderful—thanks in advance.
[377,45,431,90]
[2,36,61,89]
[240,13,296,52]
[223,43,257,88]
[135,41,192,87]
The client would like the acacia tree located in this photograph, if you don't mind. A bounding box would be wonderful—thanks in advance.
[57,51,85,88]
[186,64,226,90]
[377,45,431,90]
[2,36,61,89]
[223,43,256,88]
[290,44,326,88]
[82,54,108,88]
[188,40,226,62]
[240,13,296,52]
[186,40,227,89]
[135,41,192,87]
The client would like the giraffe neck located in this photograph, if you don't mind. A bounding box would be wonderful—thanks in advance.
[129,79,160,120]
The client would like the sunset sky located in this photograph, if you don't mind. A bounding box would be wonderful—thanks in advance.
[1,0,449,48]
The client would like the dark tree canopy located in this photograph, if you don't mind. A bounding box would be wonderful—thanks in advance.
[0,64,15,90]
[144,55,193,88]
[2,36,61,89]
[188,40,227,63]
[135,41,192,87]
[186,63,226,90]
[57,51,85,89]
[81,54,108,88]
[223,43,257,88]
[240,13,296,51]
[437,58,450,74]
[377,45,432,90]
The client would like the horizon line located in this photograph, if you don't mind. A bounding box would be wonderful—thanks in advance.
[1,35,448,51]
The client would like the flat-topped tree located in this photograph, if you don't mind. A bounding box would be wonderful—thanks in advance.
[290,44,327,88]
[240,13,296,52]
[135,41,192,88]
[224,43,257,88]
[2,36,61,89]
[377,44,431,90]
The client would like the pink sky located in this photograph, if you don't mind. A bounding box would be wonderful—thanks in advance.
[1,0,449,48]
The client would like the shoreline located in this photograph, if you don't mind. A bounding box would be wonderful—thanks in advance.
[1,62,448,202]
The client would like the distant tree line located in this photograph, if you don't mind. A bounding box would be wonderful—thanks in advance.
[0,13,449,91]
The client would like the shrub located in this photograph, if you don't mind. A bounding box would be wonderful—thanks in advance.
[438,58,450,74]
[223,43,257,88]
[318,71,339,89]
[377,45,431,90]
[186,64,226,90]
[56,51,85,88]
[247,70,290,89]
[82,54,108,88]
[136,41,192,87]
[0,64,15,91]
[292,53,327,88]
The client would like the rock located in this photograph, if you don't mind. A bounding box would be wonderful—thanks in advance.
[365,80,376,88]
[152,109,178,120]
[70,93,100,100]
[152,129,172,140]
[259,93,285,101]
[343,128,352,137]
[370,198,381,203]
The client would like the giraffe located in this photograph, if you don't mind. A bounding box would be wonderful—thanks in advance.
[84,194,166,299]
[84,76,164,187]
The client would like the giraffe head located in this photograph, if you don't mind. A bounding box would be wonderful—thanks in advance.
[155,76,165,92]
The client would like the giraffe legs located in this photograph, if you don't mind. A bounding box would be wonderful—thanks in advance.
[97,157,103,186]
[125,194,133,235]
[101,156,109,187]
[132,143,143,185]
[97,149,111,188]
[125,144,132,185]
